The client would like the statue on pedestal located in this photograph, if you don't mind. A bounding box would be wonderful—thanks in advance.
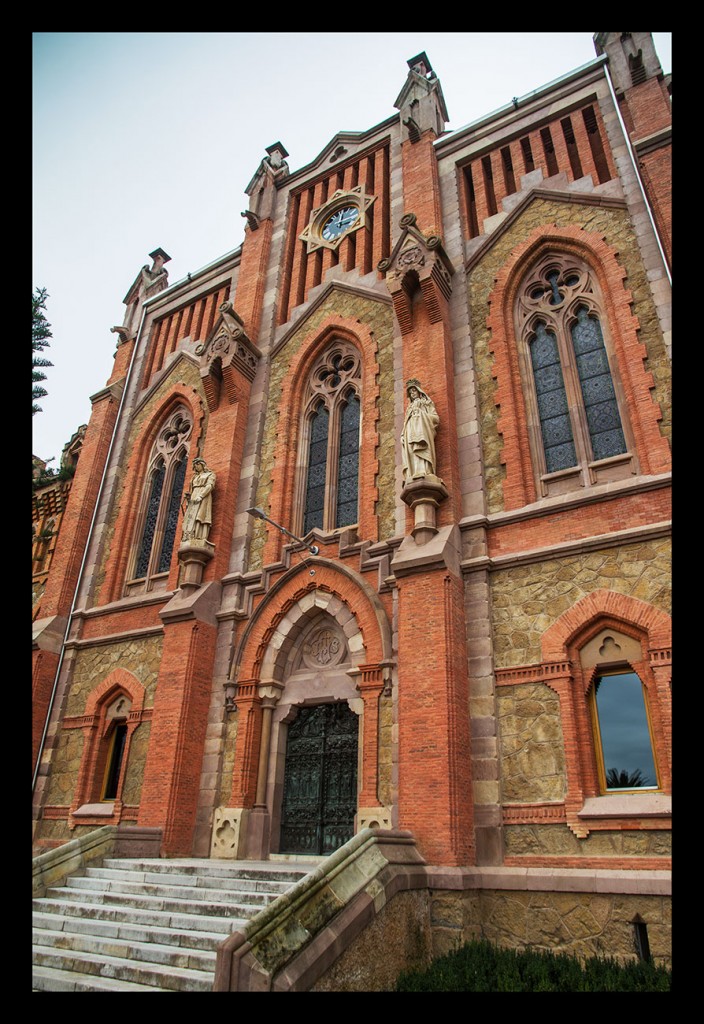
[401,379,439,481]
[182,458,216,543]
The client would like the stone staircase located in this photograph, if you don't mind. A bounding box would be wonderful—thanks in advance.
[32,857,317,992]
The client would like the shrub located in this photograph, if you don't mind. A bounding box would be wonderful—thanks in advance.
[395,939,671,992]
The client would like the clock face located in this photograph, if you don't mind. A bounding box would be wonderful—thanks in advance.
[321,206,359,241]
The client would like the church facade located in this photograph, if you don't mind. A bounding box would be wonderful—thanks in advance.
[32,32,671,968]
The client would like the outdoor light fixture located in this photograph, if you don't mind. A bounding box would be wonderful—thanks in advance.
[246,507,319,555]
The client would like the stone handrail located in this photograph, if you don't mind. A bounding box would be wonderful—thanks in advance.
[213,828,428,991]
[32,824,162,896]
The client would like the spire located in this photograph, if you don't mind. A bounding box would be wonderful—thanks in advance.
[394,51,449,143]
[242,142,290,226]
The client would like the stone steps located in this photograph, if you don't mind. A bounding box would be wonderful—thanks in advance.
[32,856,316,992]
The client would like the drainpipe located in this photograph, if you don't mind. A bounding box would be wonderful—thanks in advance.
[602,59,672,286]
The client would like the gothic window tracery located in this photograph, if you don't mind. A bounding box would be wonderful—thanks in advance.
[299,342,361,535]
[128,407,192,589]
[516,254,634,494]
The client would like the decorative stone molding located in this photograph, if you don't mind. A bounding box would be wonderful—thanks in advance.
[378,214,454,333]
[299,185,377,254]
[243,142,290,224]
[110,325,135,346]
[357,806,393,830]
[210,807,249,859]
[195,301,261,410]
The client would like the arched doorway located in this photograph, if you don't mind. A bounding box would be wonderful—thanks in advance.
[279,701,358,855]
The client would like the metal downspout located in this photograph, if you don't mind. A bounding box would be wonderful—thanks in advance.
[602,59,672,287]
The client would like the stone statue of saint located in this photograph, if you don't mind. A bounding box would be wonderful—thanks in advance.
[401,379,440,481]
[182,458,216,543]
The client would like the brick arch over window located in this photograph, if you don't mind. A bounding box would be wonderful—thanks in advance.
[539,590,671,837]
[99,385,205,604]
[486,224,670,509]
[262,316,381,567]
[68,669,151,827]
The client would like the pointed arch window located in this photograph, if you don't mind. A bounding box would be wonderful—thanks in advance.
[299,342,361,535]
[127,408,192,592]
[517,255,635,495]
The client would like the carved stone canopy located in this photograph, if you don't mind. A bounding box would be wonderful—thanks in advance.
[379,214,455,333]
[195,301,262,410]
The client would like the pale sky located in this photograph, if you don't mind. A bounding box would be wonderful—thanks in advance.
[32,32,672,467]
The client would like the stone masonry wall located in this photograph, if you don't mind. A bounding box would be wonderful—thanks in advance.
[496,682,566,803]
[503,825,671,859]
[468,199,671,515]
[430,889,671,969]
[491,538,671,670]
[311,889,432,991]
[64,636,163,716]
[310,885,671,990]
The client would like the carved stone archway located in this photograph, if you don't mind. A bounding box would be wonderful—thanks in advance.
[212,562,394,860]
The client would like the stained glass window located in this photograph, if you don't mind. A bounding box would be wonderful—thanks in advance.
[336,394,360,527]
[130,407,192,585]
[571,306,627,462]
[304,403,329,534]
[518,257,631,486]
[157,452,188,573]
[530,323,577,473]
[301,344,361,533]
[135,460,165,577]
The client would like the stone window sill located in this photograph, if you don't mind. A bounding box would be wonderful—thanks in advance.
[72,802,115,818]
[578,793,671,819]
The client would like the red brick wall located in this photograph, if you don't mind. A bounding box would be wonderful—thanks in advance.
[137,619,218,854]
[396,568,473,865]
[32,382,122,770]
[277,142,391,324]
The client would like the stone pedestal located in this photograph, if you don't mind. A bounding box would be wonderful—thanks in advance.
[400,474,448,544]
[177,539,215,591]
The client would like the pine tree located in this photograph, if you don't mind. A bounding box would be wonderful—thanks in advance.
[32,286,53,415]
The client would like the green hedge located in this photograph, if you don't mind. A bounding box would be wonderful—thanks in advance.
[395,939,671,992]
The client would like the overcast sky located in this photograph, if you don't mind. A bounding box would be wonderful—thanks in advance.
[32,32,672,467]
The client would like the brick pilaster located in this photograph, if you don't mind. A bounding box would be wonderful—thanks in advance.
[395,566,474,865]
[137,619,217,854]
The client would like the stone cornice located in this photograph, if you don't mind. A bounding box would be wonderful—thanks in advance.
[89,380,125,406]
[633,125,672,156]
[63,625,165,650]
